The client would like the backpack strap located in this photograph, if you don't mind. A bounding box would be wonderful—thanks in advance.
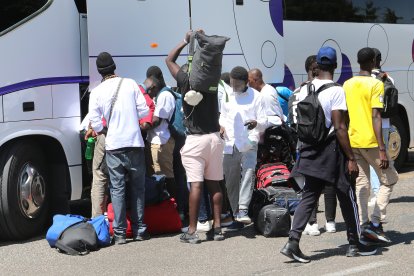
[55,240,90,256]
[315,82,340,94]
[187,32,196,75]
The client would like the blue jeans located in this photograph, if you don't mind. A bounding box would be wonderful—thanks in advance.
[106,148,146,237]
[198,185,212,222]
[370,128,390,195]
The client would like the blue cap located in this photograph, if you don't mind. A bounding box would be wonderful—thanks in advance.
[316,46,337,65]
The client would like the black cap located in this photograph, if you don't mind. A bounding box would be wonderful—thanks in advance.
[96,52,116,75]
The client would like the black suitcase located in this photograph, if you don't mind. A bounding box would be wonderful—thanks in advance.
[255,204,291,237]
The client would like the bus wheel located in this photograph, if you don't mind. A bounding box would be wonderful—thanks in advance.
[389,116,408,172]
[0,142,49,240]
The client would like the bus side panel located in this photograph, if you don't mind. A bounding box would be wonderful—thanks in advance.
[3,87,52,122]
[1,1,82,88]
[87,0,189,89]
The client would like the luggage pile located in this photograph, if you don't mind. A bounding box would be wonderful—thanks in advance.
[251,125,300,238]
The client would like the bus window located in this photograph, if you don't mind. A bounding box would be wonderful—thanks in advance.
[0,0,51,35]
[283,0,414,24]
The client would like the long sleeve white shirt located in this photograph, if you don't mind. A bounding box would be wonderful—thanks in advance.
[89,77,149,150]
[260,84,284,126]
[219,87,267,153]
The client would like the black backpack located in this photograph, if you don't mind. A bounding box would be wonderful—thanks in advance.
[375,72,398,118]
[296,82,340,145]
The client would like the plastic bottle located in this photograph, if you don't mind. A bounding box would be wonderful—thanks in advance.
[85,137,96,160]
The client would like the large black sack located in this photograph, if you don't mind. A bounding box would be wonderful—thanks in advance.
[188,32,230,93]
[145,174,169,206]
[55,221,98,255]
[255,204,291,237]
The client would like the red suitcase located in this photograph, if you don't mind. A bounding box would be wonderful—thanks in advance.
[108,198,182,237]
[256,162,290,189]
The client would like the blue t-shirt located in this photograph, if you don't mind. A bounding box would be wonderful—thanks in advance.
[276,86,293,117]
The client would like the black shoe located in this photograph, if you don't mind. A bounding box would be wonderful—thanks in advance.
[206,227,225,241]
[111,235,127,245]
[133,231,150,241]
[362,222,391,243]
[280,239,311,263]
[180,231,201,244]
[346,242,378,257]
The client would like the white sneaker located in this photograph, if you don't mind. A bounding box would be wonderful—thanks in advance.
[325,221,336,233]
[303,223,320,236]
[368,196,377,207]
[197,220,212,232]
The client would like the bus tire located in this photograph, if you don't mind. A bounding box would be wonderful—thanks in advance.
[0,142,49,240]
[389,116,408,172]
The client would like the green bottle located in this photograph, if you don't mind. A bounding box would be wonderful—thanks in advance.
[85,137,96,160]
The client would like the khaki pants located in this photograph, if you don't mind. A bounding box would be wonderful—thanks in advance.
[353,148,399,225]
[91,134,109,218]
[151,137,175,178]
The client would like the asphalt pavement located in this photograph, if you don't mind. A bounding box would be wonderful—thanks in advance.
[0,153,413,276]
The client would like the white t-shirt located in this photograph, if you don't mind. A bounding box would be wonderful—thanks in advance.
[260,84,284,125]
[147,91,175,145]
[296,79,347,129]
[219,87,267,153]
[89,77,149,150]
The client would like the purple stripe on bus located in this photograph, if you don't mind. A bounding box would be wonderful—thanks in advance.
[0,76,89,96]
[269,0,283,37]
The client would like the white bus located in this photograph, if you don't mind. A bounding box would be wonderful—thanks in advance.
[280,0,414,170]
[1,0,412,241]
[0,0,283,239]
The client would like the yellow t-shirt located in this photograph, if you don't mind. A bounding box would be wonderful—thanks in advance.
[343,76,384,148]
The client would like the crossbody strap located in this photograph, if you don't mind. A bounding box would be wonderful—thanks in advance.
[108,78,124,126]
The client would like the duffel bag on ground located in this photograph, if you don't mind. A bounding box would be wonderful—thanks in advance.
[46,214,110,250]
[249,186,301,220]
[46,214,100,255]
[255,204,291,237]
[256,162,290,189]
[107,198,182,237]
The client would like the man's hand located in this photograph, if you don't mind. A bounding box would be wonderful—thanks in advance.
[140,122,151,131]
[347,160,359,181]
[84,128,97,140]
[185,30,193,43]
[220,126,226,139]
[244,120,257,130]
[379,150,389,169]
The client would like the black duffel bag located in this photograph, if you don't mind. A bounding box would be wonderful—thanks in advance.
[55,221,98,255]
[256,204,291,237]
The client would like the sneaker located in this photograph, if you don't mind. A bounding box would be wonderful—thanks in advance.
[303,223,320,236]
[280,239,311,263]
[221,215,233,227]
[197,220,212,232]
[325,221,336,233]
[133,231,150,241]
[362,222,391,243]
[180,231,201,244]
[236,209,251,224]
[346,243,377,257]
[225,221,245,232]
[111,235,127,245]
[206,227,225,241]
[368,196,377,207]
